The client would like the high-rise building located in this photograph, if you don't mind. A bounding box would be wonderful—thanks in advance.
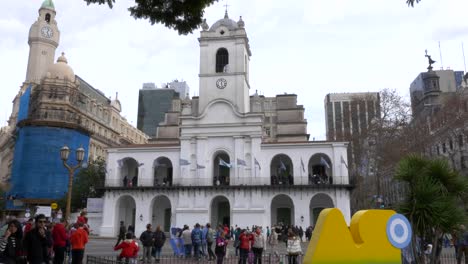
[324,92,380,142]
[137,80,190,138]
[0,0,148,211]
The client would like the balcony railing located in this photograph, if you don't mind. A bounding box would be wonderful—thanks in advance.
[103,176,351,189]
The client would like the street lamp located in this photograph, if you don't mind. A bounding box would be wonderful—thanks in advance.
[60,145,85,221]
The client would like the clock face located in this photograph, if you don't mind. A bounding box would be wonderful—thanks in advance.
[41,26,53,38]
[216,78,227,89]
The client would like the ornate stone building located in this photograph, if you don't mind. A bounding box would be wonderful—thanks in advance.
[0,0,148,209]
[100,12,351,237]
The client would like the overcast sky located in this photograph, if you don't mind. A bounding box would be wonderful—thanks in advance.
[1,0,468,139]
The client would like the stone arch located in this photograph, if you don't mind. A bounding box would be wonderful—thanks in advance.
[271,194,295,226]
[213,150,231,186]
[309,193,334,226]
[270,154,294,185]
[210,196,231,227]
[308,153,333,185]
[115,195,136,235]
[150,195,172,232]
[153,157,173,186]
[120,157,139,187]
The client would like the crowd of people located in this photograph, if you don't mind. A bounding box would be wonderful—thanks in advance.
[0,211,90,264]
[125,222,307,264]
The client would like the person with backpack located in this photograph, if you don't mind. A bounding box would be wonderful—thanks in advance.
[215,231,228,264]
[152,225,166,262]
[206,223,216,261]
[286,229,301,264]
[191,223,203,260]
[139,224,153,264]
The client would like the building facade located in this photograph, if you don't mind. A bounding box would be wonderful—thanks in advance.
[100,12,352,237]
[0,0,148,210]
[137,80,190,138]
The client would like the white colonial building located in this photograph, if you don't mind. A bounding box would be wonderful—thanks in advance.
[100,12,352,237]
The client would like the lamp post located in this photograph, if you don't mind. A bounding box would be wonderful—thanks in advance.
[60,145,85,221]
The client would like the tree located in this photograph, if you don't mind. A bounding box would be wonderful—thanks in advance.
[394,155,468,264]
[348,88,411,212]
[58,158,106,213]
[407,0,422,7]
[84,0,218,35]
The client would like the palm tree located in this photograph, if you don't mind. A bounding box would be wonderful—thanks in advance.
[394,155,468,264]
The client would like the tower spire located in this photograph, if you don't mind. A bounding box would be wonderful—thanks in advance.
[223,1,230,18]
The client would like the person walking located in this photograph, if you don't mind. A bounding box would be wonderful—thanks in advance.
[286,229,301,264]
[152,225,166,262]
[23,214,53,264]
[233,227,241,257]
[238,229,253,264]
[52,218,68,264]
[115,221,126,247]
[139,224,153,264]
[215,232,228,264]
[268,226,278,256]
[192,223,203,260]
[181,225,192,258]
[252,227,265,264]
[201,223,209,258]
[114,233,139,264]
[206,223,216,261]
[70,222,88,264]
[0,219,25,264]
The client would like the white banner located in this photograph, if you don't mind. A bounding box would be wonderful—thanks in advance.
[35,206,52,217]
[87,198,104,213]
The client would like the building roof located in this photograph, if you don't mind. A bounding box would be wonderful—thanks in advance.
[209,11,239,31]
[41,0,55,10]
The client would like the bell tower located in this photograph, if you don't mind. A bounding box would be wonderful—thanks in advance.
[25,0,60,84]
[198,12,252,114]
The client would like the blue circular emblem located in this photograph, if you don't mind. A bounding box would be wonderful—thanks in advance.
[386,214,412,249]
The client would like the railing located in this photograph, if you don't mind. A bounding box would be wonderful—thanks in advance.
[104,176,351,188]
[86,254,305,264]
[86,251,462,264]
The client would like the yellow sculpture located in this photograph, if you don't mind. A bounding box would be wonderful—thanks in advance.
[303,208,411,264]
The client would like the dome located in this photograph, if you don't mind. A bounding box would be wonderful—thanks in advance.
[41,0,55,10]
[209,11,238,31]
[46,52,75,82]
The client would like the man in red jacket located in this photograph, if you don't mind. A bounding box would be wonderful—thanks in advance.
[52,218,69,264]
[114,233,139,263]
[239,229,254,264]
[70,222,89,264]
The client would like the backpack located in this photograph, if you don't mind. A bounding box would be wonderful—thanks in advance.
[207,229,214,243]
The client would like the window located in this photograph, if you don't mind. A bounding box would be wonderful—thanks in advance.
[462,156,467,169]
[436,146,440,155]
[265,127,271,136]
[216,48,229,73]
[45,13,51,23]
[442,143,446,153]
[459,135,464,148]
[449,139,453,150]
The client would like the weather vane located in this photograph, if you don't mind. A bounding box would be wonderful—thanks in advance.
[425,49,436,71]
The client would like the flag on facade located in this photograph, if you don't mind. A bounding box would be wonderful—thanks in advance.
[138,163,144,167]
[300,158,305,173]
[237,158,247,166]
[219,159,232,168]
[341,155,348,169]
[320,157,330,169]
[197,164,206,169]
[179,159,190,166]
[117,159,123,168]
[254,158,261,170]
[279,160,287,171]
